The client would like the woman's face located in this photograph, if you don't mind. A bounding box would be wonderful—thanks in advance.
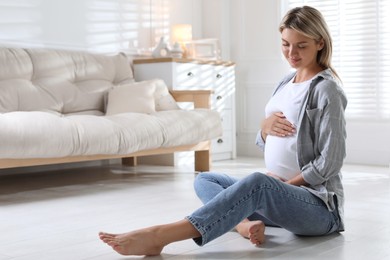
[281,28,324,70]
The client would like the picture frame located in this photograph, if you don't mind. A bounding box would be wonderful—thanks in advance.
[185,38,221,60]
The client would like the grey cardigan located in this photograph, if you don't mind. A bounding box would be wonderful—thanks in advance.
[256,69,347,231]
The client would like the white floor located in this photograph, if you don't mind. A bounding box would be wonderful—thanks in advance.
[0,157,389,260]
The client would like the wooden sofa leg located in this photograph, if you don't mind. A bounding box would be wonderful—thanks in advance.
[122,157,137,166]
[195,150,210,172]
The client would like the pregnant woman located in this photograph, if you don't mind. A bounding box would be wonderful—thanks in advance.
[99,5,347,256]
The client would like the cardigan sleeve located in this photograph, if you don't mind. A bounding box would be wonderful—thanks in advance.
[255,130,265,151]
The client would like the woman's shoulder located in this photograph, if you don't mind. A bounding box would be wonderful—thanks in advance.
[313,70,344,95]
[311,69,347,106]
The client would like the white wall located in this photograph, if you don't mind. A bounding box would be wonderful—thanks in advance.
[228,0,291,158]
[0,0,202,53]
[201,0,231,60]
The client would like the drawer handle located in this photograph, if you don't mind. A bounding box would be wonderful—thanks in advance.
[216,74,223,79]
[217,138,224,144]
[187,72,194,77]
[216,95,223,100]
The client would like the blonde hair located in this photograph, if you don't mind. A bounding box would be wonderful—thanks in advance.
[279,6,341,81]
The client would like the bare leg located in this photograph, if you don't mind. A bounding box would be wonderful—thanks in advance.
[99,219,200,256]
[235,218,265,245]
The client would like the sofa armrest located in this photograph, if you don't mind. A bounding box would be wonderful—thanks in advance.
[169,90,213,109]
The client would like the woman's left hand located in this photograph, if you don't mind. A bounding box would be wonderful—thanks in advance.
[285,173,308,186]
[266,172,287,182]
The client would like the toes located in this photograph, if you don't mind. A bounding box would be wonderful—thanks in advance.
[250,239,259,245]
[99,232,121,245]
[99,232,116,237]
[99,232,118,241]
[108,241,120,247]
[249,233,265,245]
[102,238,114,244]
[250,238,262,246]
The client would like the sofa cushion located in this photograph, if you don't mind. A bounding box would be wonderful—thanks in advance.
[0,47,135,114]
[152,109,223,147]
[0,109,221,158]
[0,111,165,158]
[152,79,181,111]
[26,49,134,85]
[0,48,32,80]
[105,79,180,115]
[106,81,157,115]
[27,49,135,114]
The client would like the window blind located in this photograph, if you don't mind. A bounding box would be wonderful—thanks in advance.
[282,0,390,120]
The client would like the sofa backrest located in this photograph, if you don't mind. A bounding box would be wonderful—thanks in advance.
[0,47,134,114]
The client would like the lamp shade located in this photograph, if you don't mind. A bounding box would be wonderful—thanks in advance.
[172,24,193,43]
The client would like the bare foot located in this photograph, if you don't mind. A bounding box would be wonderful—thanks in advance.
[235,219,265,245]
[99,219,201,256]
[99,227,164,256]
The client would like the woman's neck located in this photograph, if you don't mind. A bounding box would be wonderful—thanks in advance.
[294,66,324,83]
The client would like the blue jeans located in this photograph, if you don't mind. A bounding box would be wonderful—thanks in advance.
[186,172,341,246]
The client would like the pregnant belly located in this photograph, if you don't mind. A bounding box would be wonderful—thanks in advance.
[264,135,300,180]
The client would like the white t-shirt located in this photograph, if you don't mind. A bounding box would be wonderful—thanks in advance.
[264,77,311,180]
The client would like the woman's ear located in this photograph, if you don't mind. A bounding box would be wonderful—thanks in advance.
[318,39,325,51]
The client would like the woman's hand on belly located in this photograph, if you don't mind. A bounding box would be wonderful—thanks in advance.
[286,173,309,187]
[261,112,296,141]
[267,172,287,182]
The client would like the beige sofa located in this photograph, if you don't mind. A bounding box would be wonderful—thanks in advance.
[0,47,222,171]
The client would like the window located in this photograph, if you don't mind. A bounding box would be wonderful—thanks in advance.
[282,0,390,120]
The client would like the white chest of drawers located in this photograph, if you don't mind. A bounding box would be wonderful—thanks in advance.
[133,57,236,163]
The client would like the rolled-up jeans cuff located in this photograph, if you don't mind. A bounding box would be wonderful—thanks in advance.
[185,216,207,246]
